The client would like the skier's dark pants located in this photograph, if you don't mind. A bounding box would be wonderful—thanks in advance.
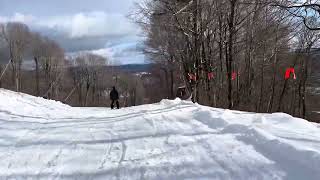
[111,100,119,109]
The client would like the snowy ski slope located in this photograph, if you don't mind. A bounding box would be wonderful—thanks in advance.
[0,89,319,180]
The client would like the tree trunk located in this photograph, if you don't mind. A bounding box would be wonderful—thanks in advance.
[277,78,288,112]
[193,0,200,103]
[267,51,277,113]
[15,62,20,92]
[302,52,310,119]
[257,48,266,112]
[92,84,96,103]
[290,82,297,115]
[18,60,22,92]
[34,57,40,96]
[0,65,2,88]
[170,69,174,99]
[78,83,83,106]
[84,82,90,106]
[226,0,236,109]
[218,13,224,106]
[10,60,16,91]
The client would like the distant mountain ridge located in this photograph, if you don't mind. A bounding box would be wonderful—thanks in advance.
[112,64,153,73]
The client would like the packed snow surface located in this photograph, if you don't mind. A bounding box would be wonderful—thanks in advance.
[0,89,320,180]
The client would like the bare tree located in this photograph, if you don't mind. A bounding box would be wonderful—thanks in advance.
[73,53,106,106]
[38,38,65,99]
[276,0,320,30]
[296,24,320,118]
[133,0,315,118]
[1,22,31,91]
[30,32,44,96]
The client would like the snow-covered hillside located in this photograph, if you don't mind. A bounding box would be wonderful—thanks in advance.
[0,89,319,180]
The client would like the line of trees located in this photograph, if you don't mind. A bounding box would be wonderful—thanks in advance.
[0,22,65,96]
[133,0,320,119]
[0,22,148,107]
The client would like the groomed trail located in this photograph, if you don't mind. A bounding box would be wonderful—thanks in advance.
[0,89,319,180]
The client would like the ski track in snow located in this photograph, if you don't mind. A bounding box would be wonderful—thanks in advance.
[0,89,319,180]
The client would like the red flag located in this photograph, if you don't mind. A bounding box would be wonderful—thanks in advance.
[285,68,296,80]
[232,72,237,80]
[208,72,214,80]
[188,73,197,81]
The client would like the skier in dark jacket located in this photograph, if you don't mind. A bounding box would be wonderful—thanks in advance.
[110,86,120,109]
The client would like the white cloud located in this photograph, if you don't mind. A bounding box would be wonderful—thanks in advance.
[0,11,146,64]
[0,12,140,38]
[91,48,114,60]
[66,40,146,65]
[0,13,35,24]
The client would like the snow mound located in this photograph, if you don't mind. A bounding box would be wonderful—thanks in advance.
[0,89,319,180]
[0,89,73,121]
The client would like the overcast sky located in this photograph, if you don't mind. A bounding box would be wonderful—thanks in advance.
[0,0,146,64]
